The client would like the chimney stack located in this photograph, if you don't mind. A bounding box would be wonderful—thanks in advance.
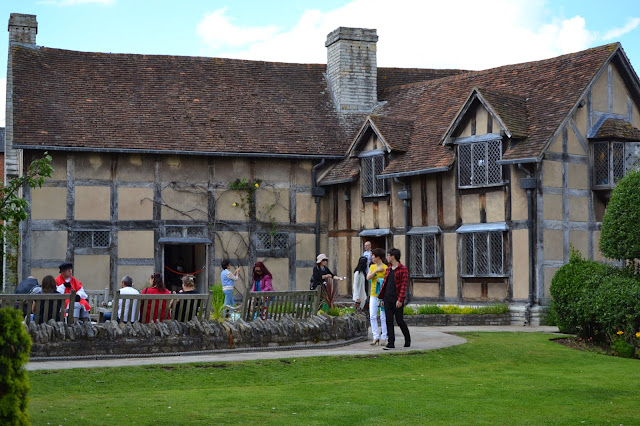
[8,13,37,44]
[325,27,378,113]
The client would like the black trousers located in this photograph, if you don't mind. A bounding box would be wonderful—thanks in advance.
[384,299,411,346]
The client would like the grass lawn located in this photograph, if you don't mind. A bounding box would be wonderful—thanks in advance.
[27,332,639,425]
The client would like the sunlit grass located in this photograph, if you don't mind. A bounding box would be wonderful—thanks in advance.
[28,332,640,425]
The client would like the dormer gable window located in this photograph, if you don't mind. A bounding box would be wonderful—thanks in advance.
[456,137,503,188]
[360,149,389,197]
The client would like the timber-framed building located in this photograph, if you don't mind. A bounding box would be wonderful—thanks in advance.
[6,14,640,323]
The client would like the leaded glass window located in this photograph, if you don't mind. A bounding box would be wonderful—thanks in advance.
[457,140,503,188]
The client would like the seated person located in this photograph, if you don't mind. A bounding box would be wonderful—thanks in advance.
[103,275,139,322]
[175,275,199,322]
[55,262,92,313]
[32,275,62,323]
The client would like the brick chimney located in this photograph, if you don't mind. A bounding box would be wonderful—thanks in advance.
[8,13,38,44]
[325,27,378,113]
[6,14,38,180]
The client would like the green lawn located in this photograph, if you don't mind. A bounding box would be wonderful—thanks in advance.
[28,332,639,425]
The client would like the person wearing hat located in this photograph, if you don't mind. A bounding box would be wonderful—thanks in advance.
[55,262,91,312]
[310,254,336,290]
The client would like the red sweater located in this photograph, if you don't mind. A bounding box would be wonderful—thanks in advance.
[378,263,409,305]
[141,287,171,323]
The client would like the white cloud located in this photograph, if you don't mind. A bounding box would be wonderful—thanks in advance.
[37,0,114,6]
[196,0,608,70]
[0,78,5,128]
[196,8,280,49]
[602,17,640,41]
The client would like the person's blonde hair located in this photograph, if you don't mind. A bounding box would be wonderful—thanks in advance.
[181,275,195,288]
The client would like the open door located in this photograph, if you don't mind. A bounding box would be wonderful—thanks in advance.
[163,244,208,292]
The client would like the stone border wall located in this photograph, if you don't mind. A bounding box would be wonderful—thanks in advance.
[28,314,368,359]
[403,313,511,327]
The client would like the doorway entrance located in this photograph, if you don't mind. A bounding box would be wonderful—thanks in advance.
[163,244,208,293]
[362,236,388,255]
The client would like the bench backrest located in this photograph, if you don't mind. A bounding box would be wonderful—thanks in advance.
[0,290,77,324]
[111,292,212,323]
[85,288,110,313]
[240,287,321,322]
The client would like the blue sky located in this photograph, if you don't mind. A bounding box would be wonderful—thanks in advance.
[2,0,640,126]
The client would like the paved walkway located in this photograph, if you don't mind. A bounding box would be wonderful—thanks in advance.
[26,325,560,371]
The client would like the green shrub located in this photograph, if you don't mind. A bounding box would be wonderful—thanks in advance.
[403,306,416,315]
[600,169,640,263]
[417,305,444,315]
[0,307,32,425]
[611,335,636,358]
[549,249,618,336]
[208,284,226,321]
[441,305,463,314]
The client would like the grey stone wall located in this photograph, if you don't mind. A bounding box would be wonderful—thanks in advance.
[27,313,368,358]
[325,27,378,112]
[403,313,511,327]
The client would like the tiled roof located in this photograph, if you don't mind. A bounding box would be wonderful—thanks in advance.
[369,115,413,152]
[376,43,619,176]
[476,88,529,139]
[377,68,465,97]
[590,117,640,140]
[11,46,364,157]
[318,157,360,186]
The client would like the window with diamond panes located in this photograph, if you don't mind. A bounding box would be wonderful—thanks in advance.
[410,234,439,277]
[457,140,503,188]
[361,155,388,197]
[76,230,110,248]
[593,141,640,187]
[256,232,288,251]
[459,231,505,277]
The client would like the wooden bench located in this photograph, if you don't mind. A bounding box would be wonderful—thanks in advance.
[0,290,77,324]
[240,287,321,322]
[86,287,110,313]
[110,292,212,323]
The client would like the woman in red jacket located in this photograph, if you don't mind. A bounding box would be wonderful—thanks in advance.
[141,272,171,322]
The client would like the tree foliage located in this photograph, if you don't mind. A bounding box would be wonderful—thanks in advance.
[0,307,32,425]
[0,153,54,226]
[600,169,640,263]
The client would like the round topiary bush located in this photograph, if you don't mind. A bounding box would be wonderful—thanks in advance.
[0,307,32,425]
[600,169,640,263]
[550,249,618,336]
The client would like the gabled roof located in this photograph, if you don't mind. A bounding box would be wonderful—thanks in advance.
[318,157,360,186]
[376,43,623,177]
[11,46,365,157]
[442,87,529,144]
[589,117,640,140]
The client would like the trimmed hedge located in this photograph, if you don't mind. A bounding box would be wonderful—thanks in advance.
[600,169,640,263]
[0,307,32,425]
[550,250,640,347]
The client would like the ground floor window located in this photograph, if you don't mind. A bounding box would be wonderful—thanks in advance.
[409,233,439,277]
[459,229,506,277]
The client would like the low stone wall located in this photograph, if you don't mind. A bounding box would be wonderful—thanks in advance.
[28,314,368,359]
[403,313,511,327]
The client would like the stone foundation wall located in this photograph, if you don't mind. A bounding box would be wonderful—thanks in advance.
[403,313,511,327]
[28,314,368,358]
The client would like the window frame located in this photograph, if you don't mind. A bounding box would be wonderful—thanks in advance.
[409,232,441,278]
[255,231,289,257]
[75,229,111,249]
[457,139,504,189]
[360,151,389,198]
[458,228,507,278]
[592,140,640,188]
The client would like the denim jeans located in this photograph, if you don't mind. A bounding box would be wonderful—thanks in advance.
[224,289,234,306]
